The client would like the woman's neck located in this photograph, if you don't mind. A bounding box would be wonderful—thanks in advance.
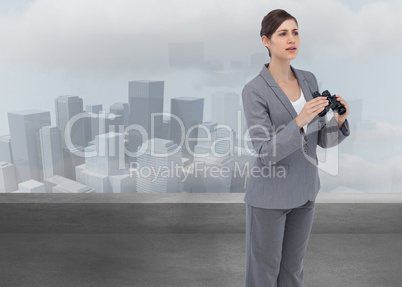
[267,58,294,83]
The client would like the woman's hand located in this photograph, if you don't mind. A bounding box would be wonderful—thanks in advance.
[295,97,328,129]
[333,95,349,129]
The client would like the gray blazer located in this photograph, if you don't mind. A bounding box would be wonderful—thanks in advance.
[242,63,350,209]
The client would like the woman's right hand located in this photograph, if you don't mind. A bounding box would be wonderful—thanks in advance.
[295,97,329,129]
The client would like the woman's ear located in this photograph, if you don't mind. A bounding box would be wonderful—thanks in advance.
[261,35,270,49]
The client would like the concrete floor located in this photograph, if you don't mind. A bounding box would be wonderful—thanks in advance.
[1,233,402,287]
[1,194,401,287]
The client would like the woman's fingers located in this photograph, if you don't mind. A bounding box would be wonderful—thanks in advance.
[336,95,348,108]
[296,98,328,128]
[335,94,349,117]
[307,98,328,114]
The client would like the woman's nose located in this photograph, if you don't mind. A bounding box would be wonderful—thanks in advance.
[288,35,295,43]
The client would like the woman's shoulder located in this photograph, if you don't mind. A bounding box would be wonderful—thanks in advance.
[292,67,318,86]
[242,64,319,95]
[244,73,266,90]
[241,75,267,99]
[242,65,271,94]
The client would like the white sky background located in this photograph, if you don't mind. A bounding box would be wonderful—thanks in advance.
[0,0,401,133]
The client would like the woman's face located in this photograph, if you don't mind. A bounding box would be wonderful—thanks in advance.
[264,19,299,60]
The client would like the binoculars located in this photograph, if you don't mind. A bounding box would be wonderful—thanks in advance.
[312,90,347,117]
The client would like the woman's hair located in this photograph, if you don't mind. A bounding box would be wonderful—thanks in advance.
[260,9,298,57]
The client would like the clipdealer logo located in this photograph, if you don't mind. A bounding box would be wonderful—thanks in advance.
[62,110,253,159]
[61,110,339,177]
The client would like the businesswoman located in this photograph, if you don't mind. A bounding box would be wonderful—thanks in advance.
[242,9,350,287]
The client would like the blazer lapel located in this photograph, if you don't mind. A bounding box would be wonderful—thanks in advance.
[290,65,320,132]
[290,65,313,102]
[260,63,298,119]
[260,63,317,127]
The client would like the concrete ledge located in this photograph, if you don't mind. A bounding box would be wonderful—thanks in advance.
[2,193,402,203]
[1,193,401,234]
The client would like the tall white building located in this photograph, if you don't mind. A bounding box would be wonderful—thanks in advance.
[90,111,124,141]
[87,132,124,176]
[128,81,164,156]
[170,97,204,159]
[86,104,103,141]
[191,122,234,193]
[211,91,248,140]
[55,96,91,179]
[86,104,103,114]
[193,121,236,157]
[8,110,51,183]
[40,126,64,179]
[55,96,85,148]
[76,132,133,193]
[110,102,129,128]
[135,138,182,193]
[0,162,17,192]
[211,92,239,132]
[0,135,13,164]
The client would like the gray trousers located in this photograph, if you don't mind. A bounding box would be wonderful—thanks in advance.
[245,200,315,287]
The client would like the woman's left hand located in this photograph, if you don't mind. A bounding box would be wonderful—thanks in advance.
[333,95,349,129]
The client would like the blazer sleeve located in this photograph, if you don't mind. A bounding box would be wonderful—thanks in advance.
[308,73,351,148]
[242,84,305,166]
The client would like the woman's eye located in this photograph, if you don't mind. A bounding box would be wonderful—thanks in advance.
[279,33,286,36]
[293,31,299,36]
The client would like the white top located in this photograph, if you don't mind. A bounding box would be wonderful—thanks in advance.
[290,88,307,132]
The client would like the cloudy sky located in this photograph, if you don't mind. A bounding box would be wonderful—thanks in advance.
[0,1,401,130]
[1,0,401,132]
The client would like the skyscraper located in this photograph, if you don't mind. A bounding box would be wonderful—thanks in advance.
[86,132,125,177]
[191,121,234,193]
[128,80,164,136]
[170,97,204,159]
[55,96,89,148]
[40,126,64,179]
[86,104,103,114]
[90,111,124,141]
[86,104,103,140]
[128,81,164,155]
[0,135,13,164]
[135,138,182,193]
[55,96,90,179]
[211,92,240,133]
[8,110,51,183]
[76,132,133,193]
[110,102,129,128]
[0,162,17,192]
